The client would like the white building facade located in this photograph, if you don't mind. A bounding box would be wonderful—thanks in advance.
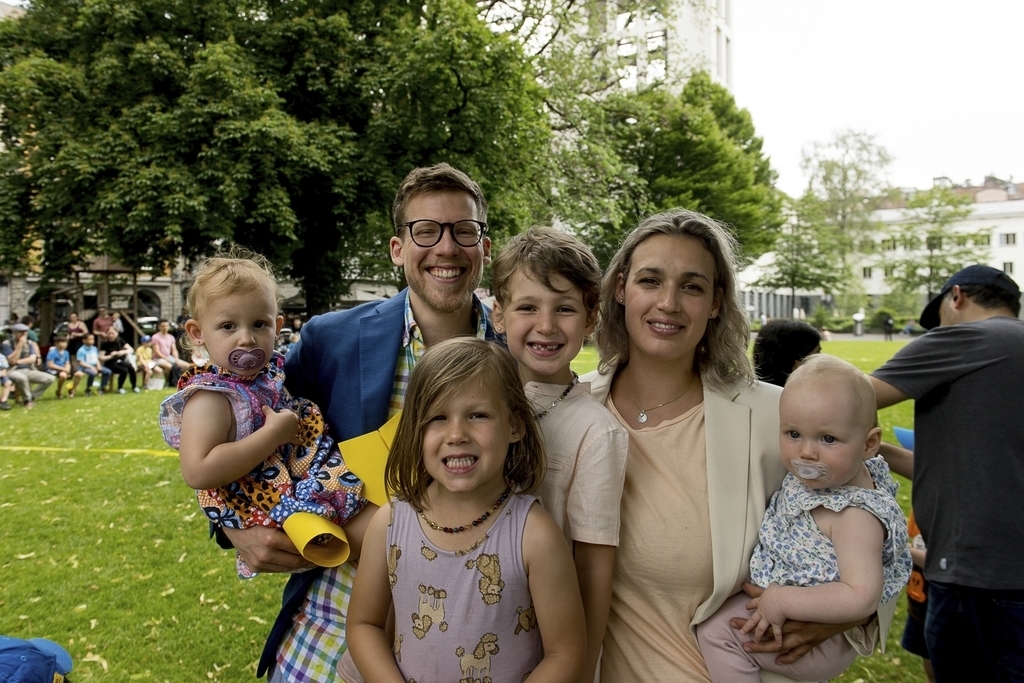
[609,0,732,90]
[739,177,1024,321]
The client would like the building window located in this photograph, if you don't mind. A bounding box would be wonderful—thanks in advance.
[1004,262,1015,275]
[1000,233,1017,246]
[884,266,895,278]
[882,238,897,251]
[862,267,873,279]
[646,30,666,53]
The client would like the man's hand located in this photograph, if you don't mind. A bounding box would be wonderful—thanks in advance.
[728,583,854,664]
[221,526,312,574]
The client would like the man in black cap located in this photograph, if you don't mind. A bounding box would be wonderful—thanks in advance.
[870,265,1024,682]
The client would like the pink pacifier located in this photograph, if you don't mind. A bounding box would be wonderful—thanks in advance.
[228,348,267,371]
[790,459,832,481]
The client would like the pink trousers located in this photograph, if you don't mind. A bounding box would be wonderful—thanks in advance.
[696,592,858,683]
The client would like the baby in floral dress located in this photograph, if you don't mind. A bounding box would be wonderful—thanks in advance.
[159,252,366,577]
[697,354,912,682]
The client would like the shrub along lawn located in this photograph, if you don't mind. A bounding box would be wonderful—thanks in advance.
[2,340,919,682]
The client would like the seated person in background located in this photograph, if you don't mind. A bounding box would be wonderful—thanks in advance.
[99,326,139,394]
[76,333,112,395]
[135,335,162,389]
[46,335,84,399]
[151,319,191,383]
[0,353,13,410]
[2,322,54,408]
[20,316,39,343]
[752,320,822,387]
[697,355,912,682]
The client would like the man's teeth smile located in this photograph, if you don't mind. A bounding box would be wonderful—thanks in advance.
[444,456,476,469]
[430,267,462,279]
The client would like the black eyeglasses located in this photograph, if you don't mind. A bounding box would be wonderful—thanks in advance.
[396,220,488,248]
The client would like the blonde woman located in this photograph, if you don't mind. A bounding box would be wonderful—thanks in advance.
[584,209,895,682]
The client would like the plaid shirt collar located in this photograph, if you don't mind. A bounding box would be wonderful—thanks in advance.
[401,293,488,350]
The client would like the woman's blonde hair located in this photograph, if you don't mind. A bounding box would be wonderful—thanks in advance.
[183,247,280,352]
[593,208,753,391]
[385,337,546,510]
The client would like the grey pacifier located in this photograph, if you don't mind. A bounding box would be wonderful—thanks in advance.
[228,347,267,370]
[791,459,832,481]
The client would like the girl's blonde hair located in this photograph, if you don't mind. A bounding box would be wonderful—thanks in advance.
[593,208,754,391]
[385,337,546,509]
[183,247,280,352]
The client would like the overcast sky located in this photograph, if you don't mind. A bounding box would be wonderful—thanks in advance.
[731,0,1024,197]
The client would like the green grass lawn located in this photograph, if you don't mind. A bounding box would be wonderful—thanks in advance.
[2,341,922,682]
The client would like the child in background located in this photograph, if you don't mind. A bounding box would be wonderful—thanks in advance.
[490,225,628,681]
[46,335,84,398]
[697,355,912,682]
[75,333,111,395]
[135,334,161,389]
[0,353,13,409]
[345,337,586,683]
[159,251,367,577]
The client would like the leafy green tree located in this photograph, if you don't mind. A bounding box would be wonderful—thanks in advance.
[754,192,844,303]
[884,186,986,299]
[582,71,783,266]
[0,0,550,313]
[800,129,891,277]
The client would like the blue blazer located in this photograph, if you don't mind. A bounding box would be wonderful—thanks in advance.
[257,289,498,676]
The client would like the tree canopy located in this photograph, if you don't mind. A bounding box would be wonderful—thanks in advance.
[0,0,550,312]
[754,192,844,301]
[799,129,891,275]
[883,186,986,299]
[581,71,783,266]
[1,1,783,309]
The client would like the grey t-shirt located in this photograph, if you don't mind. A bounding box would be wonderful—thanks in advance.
[872,316,1024,589]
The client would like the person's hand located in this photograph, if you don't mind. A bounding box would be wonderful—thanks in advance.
[221,526,312,574]
[261,405,302,447]
[739,582,786,646]
[728,582,852,664]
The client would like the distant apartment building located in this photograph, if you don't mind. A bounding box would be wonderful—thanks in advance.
[0,1,22,20]
[862,176,1024,295]
[739,176,1024,321]
[604,0,732,90]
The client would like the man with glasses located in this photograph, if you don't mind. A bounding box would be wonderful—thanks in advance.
[218,163,499,682]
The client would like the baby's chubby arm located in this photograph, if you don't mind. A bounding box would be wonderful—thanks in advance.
[178,391,301,490]
[742,505,885,646]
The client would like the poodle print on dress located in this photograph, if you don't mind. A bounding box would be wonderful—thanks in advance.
[456,632,499,681]
[465,553,504,605]
[411,583,449,638]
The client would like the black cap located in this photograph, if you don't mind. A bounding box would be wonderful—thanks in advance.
[919,265,1021,329]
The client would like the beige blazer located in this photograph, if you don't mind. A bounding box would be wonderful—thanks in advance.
[585,363,895,682]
